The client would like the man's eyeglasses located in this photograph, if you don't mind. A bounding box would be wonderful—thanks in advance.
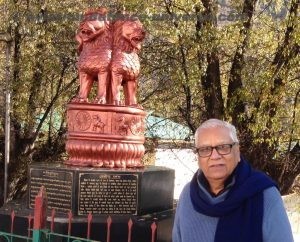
[195,143,237,157]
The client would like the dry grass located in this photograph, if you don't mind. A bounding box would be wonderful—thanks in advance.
[282,192,300,238]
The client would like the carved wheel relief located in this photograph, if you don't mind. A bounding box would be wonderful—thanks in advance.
[75,111,92,131]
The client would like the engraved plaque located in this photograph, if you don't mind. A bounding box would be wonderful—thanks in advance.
[78,173,138,215]
[29,168,73,212]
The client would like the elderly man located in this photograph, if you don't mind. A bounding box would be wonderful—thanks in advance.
[172,119,294,242]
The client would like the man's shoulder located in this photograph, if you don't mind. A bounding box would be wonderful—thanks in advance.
[263,186,280,198]
[263,186,284,209]
[184,181,192,191]
[177,182,192,201]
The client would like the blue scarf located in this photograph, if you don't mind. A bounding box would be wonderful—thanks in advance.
[190,157,277,242]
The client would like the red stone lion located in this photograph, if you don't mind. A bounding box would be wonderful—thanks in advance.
[110,17,146,106]
[74,7,112,104]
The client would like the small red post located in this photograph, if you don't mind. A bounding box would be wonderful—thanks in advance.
[32,186,48,242]
[33,186,48,230]
[127,218,133,242]
[10,210,15,233]
[87,213,92,239]
[106,216,112,242]
[28,214,33,237]
[51,209,56,232]
[150,222,157,242]
[67,210,73,236]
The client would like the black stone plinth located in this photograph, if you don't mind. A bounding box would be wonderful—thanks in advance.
[28,163,175,216]
[0,199,174,242]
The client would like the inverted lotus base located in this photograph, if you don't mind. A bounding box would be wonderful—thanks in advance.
[65,102,146,168]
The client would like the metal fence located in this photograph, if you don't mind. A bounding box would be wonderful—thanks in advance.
[0,187,158,242]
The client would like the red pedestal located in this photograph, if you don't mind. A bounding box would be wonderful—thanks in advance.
[65,102,146,168]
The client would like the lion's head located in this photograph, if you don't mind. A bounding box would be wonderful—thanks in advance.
[113,17,145,52]
[81,7,108,33]
[76,7,111,52]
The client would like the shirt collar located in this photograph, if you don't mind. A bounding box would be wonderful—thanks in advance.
[197,169,236,197]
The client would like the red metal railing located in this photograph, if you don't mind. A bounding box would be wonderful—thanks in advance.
[1,186,158,242]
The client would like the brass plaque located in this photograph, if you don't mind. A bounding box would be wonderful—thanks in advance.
[78,173,138,215]
[29,168,73,213]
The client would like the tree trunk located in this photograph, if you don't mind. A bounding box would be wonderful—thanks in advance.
[265,0,299,129]
[164,0,197,132]
[196,0,224,120]
[227,0,258,129]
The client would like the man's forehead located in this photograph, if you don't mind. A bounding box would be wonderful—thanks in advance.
[197,140,233,146]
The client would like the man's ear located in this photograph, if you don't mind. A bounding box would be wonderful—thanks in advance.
[236,144,241,162]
